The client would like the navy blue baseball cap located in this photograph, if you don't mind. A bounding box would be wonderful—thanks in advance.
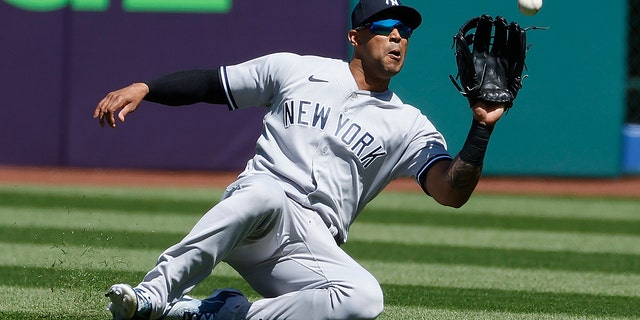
[351,0,422,29]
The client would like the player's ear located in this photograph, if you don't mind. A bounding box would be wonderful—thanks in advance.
[348,29,359,46]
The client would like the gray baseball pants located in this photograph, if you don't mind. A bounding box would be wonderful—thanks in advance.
[136,174,384,320]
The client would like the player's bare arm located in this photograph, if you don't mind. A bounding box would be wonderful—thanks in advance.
[423,101,504,208]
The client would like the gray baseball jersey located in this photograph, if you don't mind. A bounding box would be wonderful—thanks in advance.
[220,52,451,243]
[122,52,454,320]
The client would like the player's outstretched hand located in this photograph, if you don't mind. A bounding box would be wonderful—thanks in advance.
[93,82,149,128]
[471,101,505,127]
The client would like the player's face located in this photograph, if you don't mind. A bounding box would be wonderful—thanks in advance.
[355,22,410,79]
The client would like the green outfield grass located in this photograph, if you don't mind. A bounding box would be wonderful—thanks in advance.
[0,184,638,319]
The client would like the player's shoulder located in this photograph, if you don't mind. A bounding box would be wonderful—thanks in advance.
[263,52,345,67]
[387,93,422,114]
[390,98,436,127]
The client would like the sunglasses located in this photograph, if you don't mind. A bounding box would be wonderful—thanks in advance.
[356,19,413,39]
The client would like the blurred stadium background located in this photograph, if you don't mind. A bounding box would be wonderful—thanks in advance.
[1,0,639,177]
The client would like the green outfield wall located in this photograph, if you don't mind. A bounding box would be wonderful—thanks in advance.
[357,1,627,177]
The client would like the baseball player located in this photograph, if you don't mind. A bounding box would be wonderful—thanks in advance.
[93,0,526,319]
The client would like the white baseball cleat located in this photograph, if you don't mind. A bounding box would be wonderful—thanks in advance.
[106,283,151,320]
[164,288,250,320]
[163,295,205,319]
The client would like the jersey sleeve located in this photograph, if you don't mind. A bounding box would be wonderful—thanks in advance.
[397,113,453,192]
[219,52,298,110]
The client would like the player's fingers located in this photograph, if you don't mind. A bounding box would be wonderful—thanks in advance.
[107,109,117,128]
[94,99,117,128]
[97,111,105,127]
[118,103,138,123]
[94,97,113,128]
[93,103,101,119]
[118,109,127,123]
[94,96,108,118]
[101,92,128,128]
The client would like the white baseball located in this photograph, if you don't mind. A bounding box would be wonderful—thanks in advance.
[518,0,542,16]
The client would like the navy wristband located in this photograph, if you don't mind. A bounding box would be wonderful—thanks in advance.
[458,120,493,165]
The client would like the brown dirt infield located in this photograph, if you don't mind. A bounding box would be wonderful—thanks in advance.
[0,165,639,198]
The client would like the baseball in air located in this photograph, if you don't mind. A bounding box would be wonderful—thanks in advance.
[518,0,542,16]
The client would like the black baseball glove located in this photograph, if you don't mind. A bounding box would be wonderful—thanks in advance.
[449,14,527,109]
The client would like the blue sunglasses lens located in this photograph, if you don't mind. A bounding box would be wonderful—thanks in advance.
[370,19,413,39]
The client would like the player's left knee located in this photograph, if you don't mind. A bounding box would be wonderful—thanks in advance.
[335,281,384,319]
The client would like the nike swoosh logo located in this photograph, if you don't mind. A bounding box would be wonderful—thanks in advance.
[308,75,329,83]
